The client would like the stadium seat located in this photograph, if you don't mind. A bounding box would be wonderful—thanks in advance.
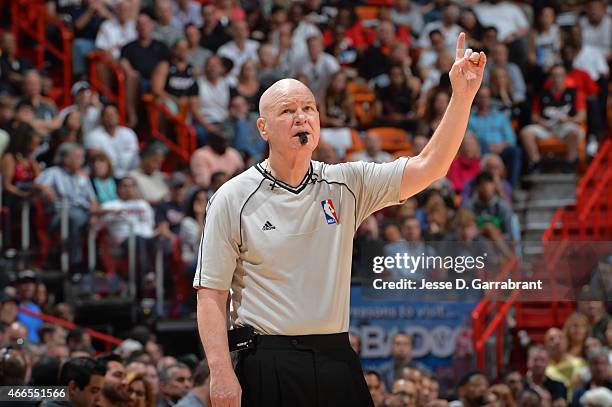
[535,134,586,165]
[345,129,365,157]
[393,149,413,159]
[367,127,411,153]
[355,6,380,23]
[348,82,377,126]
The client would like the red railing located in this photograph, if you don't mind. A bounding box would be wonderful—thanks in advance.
[11,0,73,107]
[88,50,127,124]
[19,306,122,352]
[471,256,519,373]
[144,96,197,162]
[474,136,612,373]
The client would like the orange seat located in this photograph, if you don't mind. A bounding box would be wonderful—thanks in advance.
[368,127,411,153]
[347,82,372,95]
[345,129,365,157]
[393,149,413,159]
[366,0,393,5]
[355,6,380,22]
[536,136,586,164]
[348,82,377,127]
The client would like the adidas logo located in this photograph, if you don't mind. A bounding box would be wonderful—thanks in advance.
[262,221,276,231]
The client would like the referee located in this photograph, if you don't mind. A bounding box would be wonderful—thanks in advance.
[195,33,486,407]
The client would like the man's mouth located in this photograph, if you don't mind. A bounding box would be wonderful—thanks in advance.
[294,131,309,144]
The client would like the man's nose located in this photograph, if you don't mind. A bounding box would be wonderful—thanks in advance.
[294,109,307,123]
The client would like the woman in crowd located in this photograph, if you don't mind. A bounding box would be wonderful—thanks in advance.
[230,59,263,114]
[0,123,40,248]
[563,312,590,358]
[39,111,83,168]
[34,282,50,314]
[320,71,357,130]
[179,187,208,271]
[179,187,208,312]
[459,8,485,51]
[489,66,530,127]
[421,88,450,138]
[185,24,212,77]
[529,6,561,72]
[126,372,155,407]
[447,132,481,195]
[90,151,118,205]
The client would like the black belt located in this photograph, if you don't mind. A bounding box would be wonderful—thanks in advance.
[228,326,349,352]
[254,332,350,350]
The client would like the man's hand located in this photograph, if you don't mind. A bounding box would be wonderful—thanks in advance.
[210,367,242,407]
[449,32,487,100]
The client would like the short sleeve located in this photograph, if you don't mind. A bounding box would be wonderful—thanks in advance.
[335,158,408,226]
[193,192,240,290]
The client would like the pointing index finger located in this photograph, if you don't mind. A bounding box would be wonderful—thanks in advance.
[455,32,465,61]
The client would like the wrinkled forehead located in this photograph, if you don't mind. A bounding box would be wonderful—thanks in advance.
[260,82,316,115]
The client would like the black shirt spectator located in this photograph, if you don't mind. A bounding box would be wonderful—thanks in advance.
[374,65,416,131]
[121,38,171,81]
[200,4,231,53]
[68,1,111,40]
[166,63,199,98]
[358,21,400,80]
[0,32,32,97]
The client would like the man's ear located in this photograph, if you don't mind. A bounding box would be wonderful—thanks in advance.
[257,118,268,141]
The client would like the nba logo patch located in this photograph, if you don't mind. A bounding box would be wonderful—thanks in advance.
[321,199,340,225]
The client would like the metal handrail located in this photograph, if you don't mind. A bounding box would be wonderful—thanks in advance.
[88,50,127,124]
[18,306,122,352]
[144,95,197,161]
[471,256,519,370]
[11,0,73,106]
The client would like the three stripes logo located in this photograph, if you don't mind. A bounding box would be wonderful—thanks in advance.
[262,221,276,231]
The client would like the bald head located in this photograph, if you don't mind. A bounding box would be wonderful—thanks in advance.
[256,78,320,155]
[259,79,315,118]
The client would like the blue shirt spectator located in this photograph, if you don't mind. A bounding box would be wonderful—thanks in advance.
[468,87,521,187]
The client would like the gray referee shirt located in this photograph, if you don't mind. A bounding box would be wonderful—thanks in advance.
[194,158,408,335]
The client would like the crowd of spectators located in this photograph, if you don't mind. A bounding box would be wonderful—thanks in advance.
[1,272,610,406]
[0,0,609,280]
[0,0,611,405]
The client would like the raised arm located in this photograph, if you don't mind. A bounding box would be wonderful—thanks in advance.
[400,33,486,200]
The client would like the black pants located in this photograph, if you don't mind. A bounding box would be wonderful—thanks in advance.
[235,332,374,407]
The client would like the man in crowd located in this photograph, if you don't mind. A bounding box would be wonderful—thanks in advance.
[524,345,567,403]
[193,56,231,145]
[520,65,586,173]
[364,370,387,407]
[175,360,211,407]
[379,332,429,391]
[14,270,42,343]
[572,347,612,406]
[129,142,170,205]
[291,34,339,99]
[102,176,156,276]
[95,0,137,60]
[120,13,170,126]
[348,132,393,164]
[217,21,259,80]
[544,327,586,393]
[450,371,489,407]
[48,357,106,407]
[85,104,139,178]
[97,354,129,407]
[34,143,99,271]
[158,363,193,407]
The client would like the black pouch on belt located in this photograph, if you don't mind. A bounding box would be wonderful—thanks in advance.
[227,326,256,352]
